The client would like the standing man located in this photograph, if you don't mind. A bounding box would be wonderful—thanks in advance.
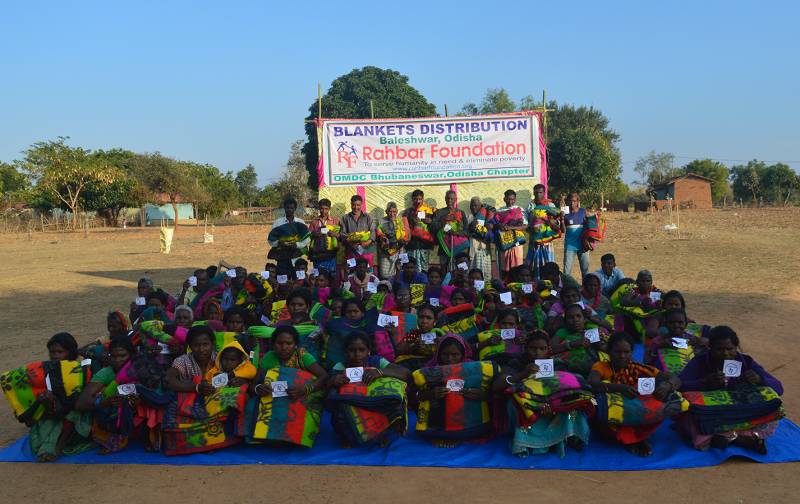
[403,189,435,273]
[432,190,469,273]
[267,197,310,276]
[562,192,590,279]
[340,194,376,269]
[526,183,562,279]
[494,189,528,278]
[467,196,494,280]
[308,198,341,275]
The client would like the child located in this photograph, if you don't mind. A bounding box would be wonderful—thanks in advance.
[550,304,603,376]
[594,253,625,297]
[343,257,380,302]
[476,308,525,365]
[205,341,257,388]
[393,304,440,371]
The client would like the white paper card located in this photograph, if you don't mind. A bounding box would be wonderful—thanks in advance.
[550,289,558,298]
[584,328,601,343]
[367,282,378,293]
[399,253,409,264]
[347,258,357,268]
[457,262,468,271]
[723,359,742,378]
[560,206,570,214]
[638,377,656,395]
[377,314,399,327]
[260,314,271,325]
[249,350,255,360]
[261,271,270,279]
[672,337,689,349]
[117,383,137,396]
[499,292,513,305]
[356,245,364,255]
[188,276,197,287]
[473,280,485,290]
[522,283,533,294]
[443,224,452,232]
[649,291,662,301]
[211,373,229,388]
[271,381,288,397]
[421,332,437,345]
[417,211,426,219]
[311,268,319,276]
[500,328,516,340]
[429,297,440,307]
[80,358,92,367]
[226,269,237,278]
[158,342,170,355]
[45,374,52,392]
[277,275,288,284]
[345,367,364,383]
[577,300,586,309]
[320,227,329,235]
[535,359,555,378]
[446,379,465,392]
[295,270,306,280]
[476,219,485,227]
[135,296,146,306]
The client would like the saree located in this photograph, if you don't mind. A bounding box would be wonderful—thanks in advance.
[493,207,527,252]
[162,378,248,455]
[326,375,408,445]
[552,328,602,377]
[1,360,89,423]
[681,385,783,435]
[413,360,496,440]
[267,220,311,259]
[246,367,323,448]
[436,304,479,346]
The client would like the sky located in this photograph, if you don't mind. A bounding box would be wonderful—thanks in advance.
[2,1,798,185]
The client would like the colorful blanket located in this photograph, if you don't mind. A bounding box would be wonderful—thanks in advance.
[1,360,90,423]
[436,304,479,345]
[326,376,407,446]
[324,309,383,369]
[655,346,695,375]
[413,361,496,440]
[267,220,310,259]
[682,385,783,434]
[377,217,410,256]
[310,224,341,259]
[494,207,527,251]
[247,323,323,363]
[511,371,595,426]
[435,211,470,259]
[409,204,436,244]
[246,367,323,448]
[469,206,495,241]
[162,379,248,455]
[477,329,523,361]
[594,392,688,426]
[581,212,606,251]
[410,283,426,306]
[529,203,562,245]
[387,311,418,349]
[553,328,600,377]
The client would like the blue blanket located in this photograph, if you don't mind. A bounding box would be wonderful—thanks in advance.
[1,414,798,470]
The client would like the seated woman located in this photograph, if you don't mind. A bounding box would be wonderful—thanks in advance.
[2,333,94,462]
[551,304,605,376]
[612,270,662,341]
[424,265,454,307]
[323,299,388,369]
[162,326,247,455]
[326,332,410,447]
[391,304,442,372]
[645,308,704,374]
[658,290,710,345]
[589,332,683,457]
[476,308,526,365]
[677,326,784,453]
[580,273,611,319]
[223,305,250,333]
[137,305,192,369]
[435,297,480,353]
[246,326,328,448]
[76,338,167,453]
[412,334,496,447]
[495,331,594,457]
[546,286,610,335]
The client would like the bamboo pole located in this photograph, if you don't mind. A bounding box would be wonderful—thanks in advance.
[444,104,449,117]
[370,99,375,119]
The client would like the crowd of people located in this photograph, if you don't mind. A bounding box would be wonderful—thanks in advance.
[0,187,785,463]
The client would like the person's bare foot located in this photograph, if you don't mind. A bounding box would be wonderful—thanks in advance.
[36,453,57,462]
[733,436,767,455]
[434,439,457,448]
[624,441,652,457]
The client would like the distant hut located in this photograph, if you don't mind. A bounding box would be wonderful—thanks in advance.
[650,173,713,210]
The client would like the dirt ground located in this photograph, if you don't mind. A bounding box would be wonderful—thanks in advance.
[0,209,798,503]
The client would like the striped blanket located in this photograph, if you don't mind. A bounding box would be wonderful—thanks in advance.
[655,346,695,375]
[326,376,407,446]
[477,329,523,361]
[247,323,323,363]
[436,304,479,346]
[413,360,496,440]
[681,385,783,434]
[594,392,688,426]
[246,367,323,448]
[511,371,595,426]
[1,360,90,423]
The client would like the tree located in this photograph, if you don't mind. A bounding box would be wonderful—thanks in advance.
[235,164,259,207]
[131,153,203,233]
[303,66,438,190]
[20,137,116,229]
[760,163,799,205]
[82,149,144,225]
[459,88,515,115]
[189,162,239,217]
[634,151,678,188]
[730,160,765,203]
[0,162,29,207]
[680,159,730,203]
[548,129,620,205]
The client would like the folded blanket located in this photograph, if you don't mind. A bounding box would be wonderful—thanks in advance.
[246,367,323,448]
[436,304,479,345]
[1,360,90,423]
[594,392,688,426]
[413,360,496,440]
[511,371,595,426]
[681,385,783,434]
[326,376,407,446]
[529,203,562,245]
[655,346,695,375]
[477,329,523,361]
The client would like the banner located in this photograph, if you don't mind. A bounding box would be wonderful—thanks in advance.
[319,112,543,187]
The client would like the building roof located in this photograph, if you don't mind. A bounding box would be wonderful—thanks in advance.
[650,173,714,190]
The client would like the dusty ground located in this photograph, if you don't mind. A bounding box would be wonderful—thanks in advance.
[0,209,798,503]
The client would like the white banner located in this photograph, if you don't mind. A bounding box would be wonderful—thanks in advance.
[319,112,542,186]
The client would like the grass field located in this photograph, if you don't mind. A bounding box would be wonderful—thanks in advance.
[1,208,798,503]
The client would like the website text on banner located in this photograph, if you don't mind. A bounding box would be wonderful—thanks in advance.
[319,112,544,187]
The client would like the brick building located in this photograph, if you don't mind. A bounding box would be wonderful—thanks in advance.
[651,173,713,210]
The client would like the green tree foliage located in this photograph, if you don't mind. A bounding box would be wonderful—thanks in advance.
[257,140,315,210]
[634,151,678,187]
[459,88,516,115]
[302,66,438,190]
[548,129,619,205]
[81,149,145,225]
[189,162,240,218]
[235,164,259,207]
[731,160,799,205]
[0,162,29,206]
[680,159,730,203]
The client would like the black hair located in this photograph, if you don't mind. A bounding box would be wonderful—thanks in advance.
[206,265,218,278]
[344,331,373,352]
[600,253,616,263]
[582,273,601,287]
[468,268,483,279]
[416,303,438,318]
[663,308,688,322]
[504,189,516,197]
[350,194,363,203]
[220,346,243,361]
[662,290,686,309]
[533,183,546,191]
[561,285,580,297]
[108,336,136,355]
[223,306,251,326]
[527,329,550,345]
[283,197,298,208]
[47,332,79,360]
[708,325,740,347]
[438,338,466,363]
[318,198,331,207]
[273,325,300,344]
[450,288,471,304]
[497,308,519,324]
[427,265,443,276]
[355,257,368,266]
[454,252,469,263]
[287,287,313,307]
[294,258,308,268]
[342,298,365,315]
[186,325,215,346]
[411,189,424,199]
[562,303,585,318]
[146,290,169,305]
[607,331,634,351]
[540,262,561,276]
[404,256,418,266]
